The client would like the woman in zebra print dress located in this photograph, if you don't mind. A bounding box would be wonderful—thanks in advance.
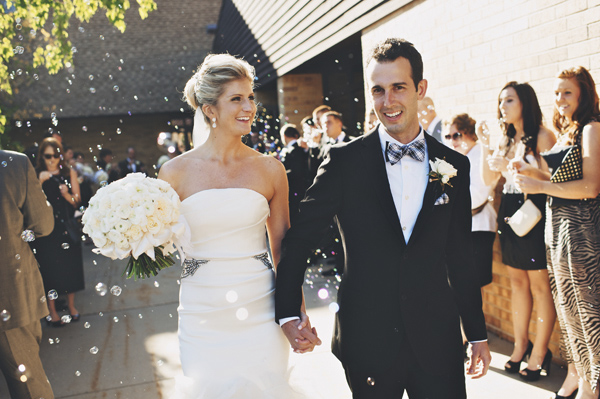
[513,66,600,399]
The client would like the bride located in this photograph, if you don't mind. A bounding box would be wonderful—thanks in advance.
[158,54,319,398]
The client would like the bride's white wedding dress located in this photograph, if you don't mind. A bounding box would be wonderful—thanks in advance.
[173,188,303,398]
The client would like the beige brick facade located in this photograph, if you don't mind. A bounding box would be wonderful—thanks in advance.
[362,0,600,362]
[276,74,324,127]
[9,0,221,169]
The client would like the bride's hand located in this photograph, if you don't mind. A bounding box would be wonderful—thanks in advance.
[281,314,321,354]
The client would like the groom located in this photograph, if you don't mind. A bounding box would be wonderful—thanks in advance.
[276,38,491,398]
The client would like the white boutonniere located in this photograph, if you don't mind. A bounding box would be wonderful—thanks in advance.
[428,158,457,190]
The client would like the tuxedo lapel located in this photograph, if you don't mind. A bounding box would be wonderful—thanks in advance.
[361,130,406,245]
[408,134,445,246]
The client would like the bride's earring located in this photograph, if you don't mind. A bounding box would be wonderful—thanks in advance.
[212,118,217,128]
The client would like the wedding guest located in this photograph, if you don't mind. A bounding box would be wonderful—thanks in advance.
[95,148,120,186]
[31,138,85,327]
[0,150,55,399]
[312,105,331,131]
[279,124,309,224]
[418,96,443,142]
[513,66,600,399]
[118,146,146,177]
[321,111,353,144]
[70,151,94,208]
[444,114,497,287]
[477,81,556,381]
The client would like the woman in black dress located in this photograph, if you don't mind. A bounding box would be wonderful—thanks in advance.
[514,67,600,399]
[32,138,85,326]
[477,82,557,381]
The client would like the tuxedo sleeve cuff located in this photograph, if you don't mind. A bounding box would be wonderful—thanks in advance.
[468,339,488,343]
[279,316,300,326]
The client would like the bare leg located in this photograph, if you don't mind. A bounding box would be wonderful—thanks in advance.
[67,292,79,316]
[521,269,556,372]
[507,267,533,363]
[47,298,60,321]
[557,363,579,397]
[576,378,599,399]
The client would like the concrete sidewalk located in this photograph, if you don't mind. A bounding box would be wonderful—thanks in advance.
[0,247,565,398]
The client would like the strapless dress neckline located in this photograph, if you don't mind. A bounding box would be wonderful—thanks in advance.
[182,187,268,204]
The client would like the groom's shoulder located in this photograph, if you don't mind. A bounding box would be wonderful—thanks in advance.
[330,131,372,154]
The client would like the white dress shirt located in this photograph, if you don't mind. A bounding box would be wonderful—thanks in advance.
[378,125,429,244]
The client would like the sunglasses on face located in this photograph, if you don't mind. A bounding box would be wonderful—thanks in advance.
[444,132,462,140]
[43,153,61,160]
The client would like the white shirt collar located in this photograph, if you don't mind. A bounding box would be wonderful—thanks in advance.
[336,131,346,143]
[286,139,297,148]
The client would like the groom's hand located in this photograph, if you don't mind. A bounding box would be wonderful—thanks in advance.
[466,341,491,379]
[281,313,321,354]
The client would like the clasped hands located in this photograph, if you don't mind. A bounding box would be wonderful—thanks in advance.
[281,312,322,354]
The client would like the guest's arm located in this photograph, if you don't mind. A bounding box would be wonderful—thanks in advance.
[23,157,54,237]
[515,123,600,199]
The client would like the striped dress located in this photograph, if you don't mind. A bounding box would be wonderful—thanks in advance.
[543,133,600,392]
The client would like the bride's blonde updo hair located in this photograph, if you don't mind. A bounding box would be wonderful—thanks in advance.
[184,53,256,124]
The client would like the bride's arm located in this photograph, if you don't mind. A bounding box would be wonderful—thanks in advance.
[265,158,290,267]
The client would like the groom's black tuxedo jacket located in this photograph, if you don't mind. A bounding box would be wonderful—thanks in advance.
[275,127,487,375]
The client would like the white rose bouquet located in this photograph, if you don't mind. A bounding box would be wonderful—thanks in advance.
[428,158,457,189]
[82,173,189,280]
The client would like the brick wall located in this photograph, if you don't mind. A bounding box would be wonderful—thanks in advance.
[362,0,600,362]
[12,0,222,119]
[9,0,221,169]
[277,74,324,127]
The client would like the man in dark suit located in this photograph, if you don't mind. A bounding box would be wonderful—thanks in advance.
[118,146,146,178]
[279,124,309,224]
[276,38,490,398]
[0,150,55,399]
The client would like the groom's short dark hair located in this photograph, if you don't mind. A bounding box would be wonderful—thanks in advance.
[367,38,423,90]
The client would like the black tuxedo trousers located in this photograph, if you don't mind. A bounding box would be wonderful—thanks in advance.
[275,130,487,394]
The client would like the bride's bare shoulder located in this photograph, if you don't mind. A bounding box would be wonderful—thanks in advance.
[158,150,203,183]
[254,151,286,180]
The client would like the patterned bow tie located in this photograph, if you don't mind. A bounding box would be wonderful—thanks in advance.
[386,140,426,165]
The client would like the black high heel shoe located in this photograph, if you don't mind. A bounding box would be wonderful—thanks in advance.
[520,349,552,381]
[552,388,578,399]
[504,340,533,373]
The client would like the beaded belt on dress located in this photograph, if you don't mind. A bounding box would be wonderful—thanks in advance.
[181,252,273,278]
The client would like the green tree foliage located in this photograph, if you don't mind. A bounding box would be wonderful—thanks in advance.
[0,0,157,141]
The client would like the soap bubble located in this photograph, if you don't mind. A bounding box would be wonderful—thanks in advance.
[47,290,58,300]
[61,315,72,324]
[61,243,70,250]
[20,230,35,242]
[1,310,11,321]
[95,282,108,296]
[84,322,91,328]
[89,346,99,355]
[110,285,122,296]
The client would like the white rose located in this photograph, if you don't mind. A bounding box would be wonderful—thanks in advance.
[131,211,148,230]
[100,215,119,234]
[441,175,450,184]
[106,230,124,244]
[115,219,132,233]
[115,237,131,250]
[146,216,163,235]
[437,160,457,178]
[91,233,108,248]
[125,224,144,242]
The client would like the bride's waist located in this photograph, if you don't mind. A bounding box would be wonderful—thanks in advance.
[183,250,269,261]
